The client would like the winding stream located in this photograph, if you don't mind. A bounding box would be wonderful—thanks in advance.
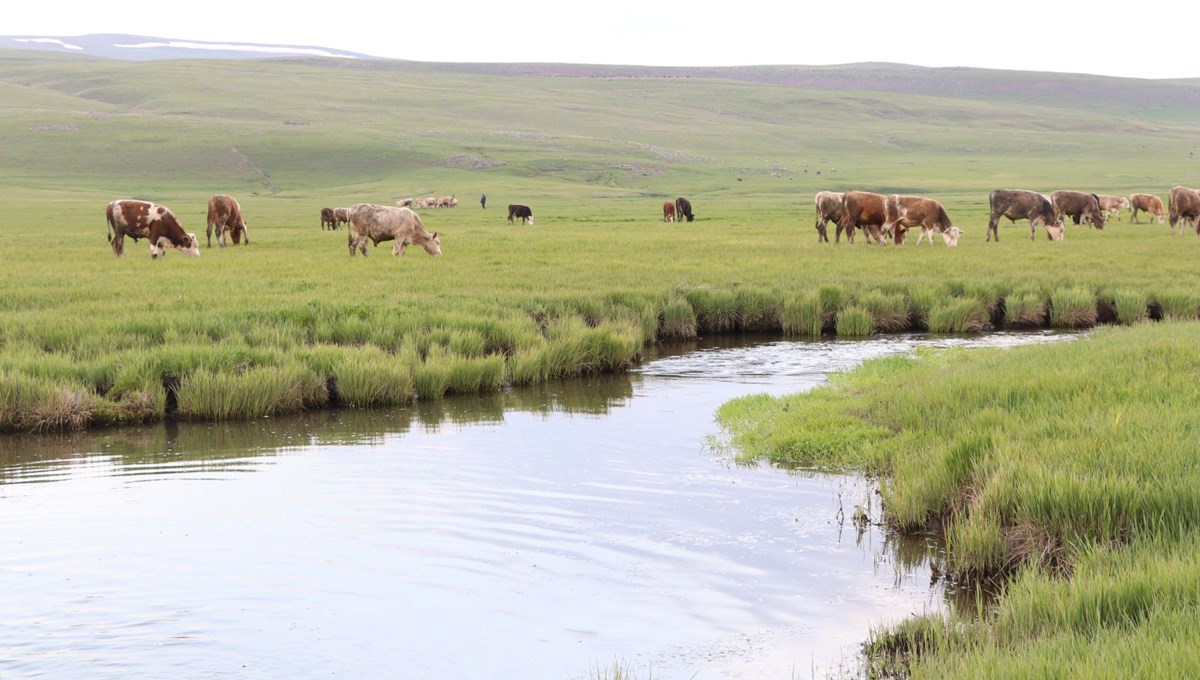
[0,331,1074,679]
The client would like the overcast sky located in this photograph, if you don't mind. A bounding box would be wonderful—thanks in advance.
[7,0,1198,80]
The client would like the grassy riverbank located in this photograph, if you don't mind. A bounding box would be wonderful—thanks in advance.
[714,321,1200,677]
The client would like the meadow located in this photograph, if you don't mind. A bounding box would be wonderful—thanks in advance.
[4,48,1200,675]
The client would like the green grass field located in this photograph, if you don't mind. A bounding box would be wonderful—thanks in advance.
[5,49,1200,676]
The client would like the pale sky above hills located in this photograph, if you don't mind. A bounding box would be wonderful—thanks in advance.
[7,0,1198,79]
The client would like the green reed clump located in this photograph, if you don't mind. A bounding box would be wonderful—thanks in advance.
[1004,291,1048,328]
[447,354,505,394]
[507,348,548,386]
[1108,289,1149,325]
[859,291,910,333]
[835,305,875,337]
[782,292,824,336]
[412,346,451,400]
[682,287,740,334]
[734,287,781,331]
[0,369,94,431]
[1050,287,1099,328]
[176,365,325,420]
[928,298,991,333]
[333,353,414,407]
[658,294,698,339]
[1154,291,1199,321]
[906,287,937,331]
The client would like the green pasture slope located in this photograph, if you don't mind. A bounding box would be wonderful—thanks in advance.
[4,50,1200,675]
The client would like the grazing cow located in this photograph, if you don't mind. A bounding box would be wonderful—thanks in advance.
[206,194,249,248]
[987,189,1063,241]
[1168,186,1200,235]
[320,207,337,230]
[105,199,200,259]
[1050,191,1106,230]
[663,200,676,222]
[1129,193,1166,224]
[507,204,534,225]
[882,194,962,247]
[437,196,458,208]
[333,207,351,230]
[347,203,442,257]
[396,198,414,208]
[675,197,695,223]
[838,190,889,244]
[813,191,845,243]
[1097,195,1129,222]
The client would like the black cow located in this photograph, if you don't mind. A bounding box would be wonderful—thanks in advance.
[675,197,695,222]
[507,204,534,225]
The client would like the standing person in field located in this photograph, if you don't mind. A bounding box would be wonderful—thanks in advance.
[480,193,487,209]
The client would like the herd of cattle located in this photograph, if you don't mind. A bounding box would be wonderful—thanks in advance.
[813,187,1200,246]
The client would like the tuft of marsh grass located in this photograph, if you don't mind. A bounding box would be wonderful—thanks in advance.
[1050,287,1099,328]
[1004,291,1048,328]
[1153,291,1199,321]
[1108,289,1149,325]
[782,292,824,337]
[928,298,991,333]
[658,295,698,339]
[333,354,414,407]
[835,305,876,337]
[859,291,910,333]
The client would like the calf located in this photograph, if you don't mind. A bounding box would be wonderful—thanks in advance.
[347,203,442,257]
[1050,190,1106,230]
[663,200,676,222]
[1168,186,1200,235]
[1129,193,1165,224]
[106,199,200,259]
[507,204,534,225]
[675,197,695,223]
[813,191,845,243]
[1097,195,1129,222]
[988,189,1063,241]
[333,207,350,230]
[882,194,962,246]
[206,194,249,248]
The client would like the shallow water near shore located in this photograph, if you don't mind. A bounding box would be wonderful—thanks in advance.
[0,331,1075,679]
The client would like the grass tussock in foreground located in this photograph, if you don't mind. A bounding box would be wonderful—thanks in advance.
[714,321,1200,677]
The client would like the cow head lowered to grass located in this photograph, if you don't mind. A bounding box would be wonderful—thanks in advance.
[105,199,200,259]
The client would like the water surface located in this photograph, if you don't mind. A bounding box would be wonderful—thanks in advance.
[0,331,1074,679]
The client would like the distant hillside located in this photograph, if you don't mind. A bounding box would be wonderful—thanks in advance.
[3,44,1200,201]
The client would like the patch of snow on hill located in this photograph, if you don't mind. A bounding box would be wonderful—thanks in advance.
[13,38,83,51]
[113,40,358,58]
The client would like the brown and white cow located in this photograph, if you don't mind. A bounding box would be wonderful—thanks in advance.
[1129,193,1165,224]
[320,207,337,230]
[813,191,845,243]
[347,203,442,257]
[1097,195,1129,222]
[838,190,888,244]
[1050,190,1106,230]
[333,207,351,230]
[882,194,962,247]
[507,204,534,225]
[988,189,1063,241]
[436,196,458,208]
[1168,186,1200,235]
[106,199,200,259]
[206,194,249,248]
[662,200,676,222]
[396,198,414,208]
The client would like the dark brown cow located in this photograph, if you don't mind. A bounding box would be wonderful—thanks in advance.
[507,204,534,225]
[1050,190,1106,230]
[105,199,200,259]
[1168,186,1200,235]
[347,203,442,257]
[838,190,888,244]
[988,189,1063,241]
[675,197,695,223]
[1129,193,1165,224]
[321,207,337,230]
[814,191,845,243]
[662,200,676,222]
[882,194,962,246]
[206,194,248,248]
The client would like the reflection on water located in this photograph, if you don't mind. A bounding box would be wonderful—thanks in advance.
[0,331,1075,679]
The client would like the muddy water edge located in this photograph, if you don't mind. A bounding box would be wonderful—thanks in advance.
[0,331,1075,679]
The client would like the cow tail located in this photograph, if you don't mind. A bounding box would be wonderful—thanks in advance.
[105,205,114,243]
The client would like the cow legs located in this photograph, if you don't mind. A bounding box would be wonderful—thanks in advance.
[111,233,125,257]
